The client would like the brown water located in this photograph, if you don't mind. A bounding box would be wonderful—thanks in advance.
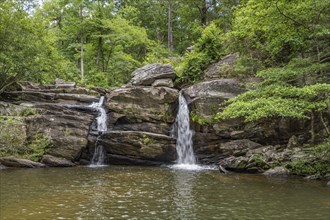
[0,166,329,220]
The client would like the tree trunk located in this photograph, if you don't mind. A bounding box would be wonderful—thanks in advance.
[167,0,174,54]
[201,0,208,26]
[310,110,316,145]
[320,111,330,135]
[96,37,103,66]
[80,5,84,81]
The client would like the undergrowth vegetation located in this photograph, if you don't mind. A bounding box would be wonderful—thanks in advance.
[0,117,50,161]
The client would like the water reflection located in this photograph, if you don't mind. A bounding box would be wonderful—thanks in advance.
[172,170,198,220]
[0,167,329,220]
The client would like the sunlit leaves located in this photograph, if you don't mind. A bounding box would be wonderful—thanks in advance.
[216,67,330,122]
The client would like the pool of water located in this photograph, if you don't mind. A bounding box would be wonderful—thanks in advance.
[0,166,329,219]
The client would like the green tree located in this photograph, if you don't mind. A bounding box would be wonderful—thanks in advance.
[176,22,225,84]
[0,0,70,93]
[228,0,330,66]
[39,0,152,87]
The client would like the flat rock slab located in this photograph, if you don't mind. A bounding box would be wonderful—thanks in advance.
[130,64,176,86]
[1,91,99,104]
[0,156,45,168]
[41,155,75,167]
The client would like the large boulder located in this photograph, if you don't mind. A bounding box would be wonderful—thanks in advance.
[99,131,176,164]
[204,53,239,80]
[107,86,178,124]
[184,79,246,120]
[0,80,103,166]
[130,64,176,86]
[0,156,45,168]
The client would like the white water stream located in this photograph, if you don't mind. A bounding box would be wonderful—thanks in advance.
[171,92,202,170]
[89,96,107,166]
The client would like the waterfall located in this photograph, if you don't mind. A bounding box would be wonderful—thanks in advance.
[175,92,197,165]
[89,96,107,166]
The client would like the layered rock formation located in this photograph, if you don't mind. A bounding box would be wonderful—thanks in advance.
[93,63,179,165]
[0,80,100,167]
[0,59,328,180]
[182,56,329,179]
[0,64,179,167]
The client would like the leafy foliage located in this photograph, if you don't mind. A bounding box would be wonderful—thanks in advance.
[177,23,225,83]
[0,117,50,161]
[0,118,26,157]
[25,133,50,161]
[190,112,210,125]
[0,0,71,92]
[216,67,330,122]
[229,0,330,65]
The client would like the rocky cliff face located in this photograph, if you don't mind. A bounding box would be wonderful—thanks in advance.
[0,80,99,167]
[96,63,179,165]
[181,55,329,179]
[0,60,328,179]
[0,64,179,167]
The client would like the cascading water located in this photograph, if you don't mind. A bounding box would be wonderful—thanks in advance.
[89,96,107,166]
[173,92,198,169]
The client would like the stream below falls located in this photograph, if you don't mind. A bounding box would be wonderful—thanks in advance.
[0,166,329,219]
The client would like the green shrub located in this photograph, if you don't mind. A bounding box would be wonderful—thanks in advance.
[24,133,50,161]
[190,112,210,125]
[176,23,225,84]
[216,60,330,122]
[0,118,50,161]
[0,117,26,157]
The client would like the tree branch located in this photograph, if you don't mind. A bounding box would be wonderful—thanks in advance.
[320,111,330,135]
[275,0,308,29]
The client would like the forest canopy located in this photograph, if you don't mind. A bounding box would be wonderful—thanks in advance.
[0,0,329,123]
